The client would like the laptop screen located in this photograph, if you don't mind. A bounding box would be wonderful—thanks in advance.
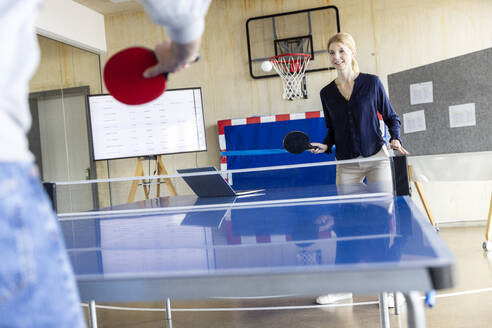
[177,167,237,197]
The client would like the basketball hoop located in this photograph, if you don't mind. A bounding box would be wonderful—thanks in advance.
[270,53,311,100]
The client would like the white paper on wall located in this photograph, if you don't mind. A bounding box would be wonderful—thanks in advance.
[410,81,433,105]
[403,110,426,134]
[449,103,476,128]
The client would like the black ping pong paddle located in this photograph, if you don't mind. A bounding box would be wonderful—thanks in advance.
[282,131,317,154]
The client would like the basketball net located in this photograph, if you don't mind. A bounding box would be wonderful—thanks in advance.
[270,53,311,100]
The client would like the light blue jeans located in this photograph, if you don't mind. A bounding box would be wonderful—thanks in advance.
[0,163,85,327]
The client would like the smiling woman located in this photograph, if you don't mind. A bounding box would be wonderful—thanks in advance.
[313,33,409,158]
[310,32,408,165]
[308,32,410,305]
[328,33,360,78]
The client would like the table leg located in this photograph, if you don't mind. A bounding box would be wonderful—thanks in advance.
[165,298,173,328]
[394,292,401,315]
[89,300,98,328]
[404,291,426,328]
[379,292,390,328]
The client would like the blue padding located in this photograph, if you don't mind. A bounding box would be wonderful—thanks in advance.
[224,118,336,189]
[231,166,336,190]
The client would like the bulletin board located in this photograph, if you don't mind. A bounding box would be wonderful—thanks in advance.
[387,47,492,156]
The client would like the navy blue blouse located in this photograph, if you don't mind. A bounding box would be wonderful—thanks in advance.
[320,73,402,160]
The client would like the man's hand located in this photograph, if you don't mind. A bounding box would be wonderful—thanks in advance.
[143,39,200,78]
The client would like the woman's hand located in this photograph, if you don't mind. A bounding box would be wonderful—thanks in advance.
[388,139,409,155]
[308,142,328,154]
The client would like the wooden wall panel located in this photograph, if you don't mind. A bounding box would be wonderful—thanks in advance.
[30,37,64,92]
[372,0,492,87]
[30,36,101,93]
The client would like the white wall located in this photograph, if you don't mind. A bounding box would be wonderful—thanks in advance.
[36,0,106,53]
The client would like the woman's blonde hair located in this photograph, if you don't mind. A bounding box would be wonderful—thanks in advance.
[327,32,359,74]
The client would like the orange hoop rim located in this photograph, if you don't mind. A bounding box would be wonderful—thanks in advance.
[269,53,311,64]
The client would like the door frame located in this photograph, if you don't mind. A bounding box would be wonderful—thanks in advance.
[28,86,99,211]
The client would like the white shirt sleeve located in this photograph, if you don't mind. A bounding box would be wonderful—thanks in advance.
[139,0,212,44]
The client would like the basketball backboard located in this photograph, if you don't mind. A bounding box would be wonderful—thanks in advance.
[246,6,340,79]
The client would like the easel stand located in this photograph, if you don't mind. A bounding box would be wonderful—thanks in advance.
[408,165,437,228]
[483,193,492,251]
[127,156,177,203]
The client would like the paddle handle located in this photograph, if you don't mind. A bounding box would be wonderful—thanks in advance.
[306,143,322,151]
[162,54,199,80]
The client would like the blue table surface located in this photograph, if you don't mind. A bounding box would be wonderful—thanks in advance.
[59,184,454,282]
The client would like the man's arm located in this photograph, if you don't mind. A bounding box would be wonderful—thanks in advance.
[139,0,212,76]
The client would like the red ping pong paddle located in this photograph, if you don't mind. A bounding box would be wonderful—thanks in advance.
[283,131,317,154]
[103,47,167,105]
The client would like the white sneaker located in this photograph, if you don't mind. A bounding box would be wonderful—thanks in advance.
[387,292,405,308]
[316,293,353,305]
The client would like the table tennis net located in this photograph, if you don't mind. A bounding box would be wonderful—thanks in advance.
[48,157,401,215]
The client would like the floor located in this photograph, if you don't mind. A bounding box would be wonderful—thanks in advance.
[83,224,492,328]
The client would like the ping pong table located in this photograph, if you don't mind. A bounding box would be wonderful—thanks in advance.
[57,162,455,328]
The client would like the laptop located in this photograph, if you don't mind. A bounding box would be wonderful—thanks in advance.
[177,166,263,198]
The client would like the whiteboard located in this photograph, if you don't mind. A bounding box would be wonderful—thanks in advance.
[87,88,206,160]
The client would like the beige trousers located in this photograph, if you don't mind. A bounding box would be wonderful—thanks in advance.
[336,147,393,192]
